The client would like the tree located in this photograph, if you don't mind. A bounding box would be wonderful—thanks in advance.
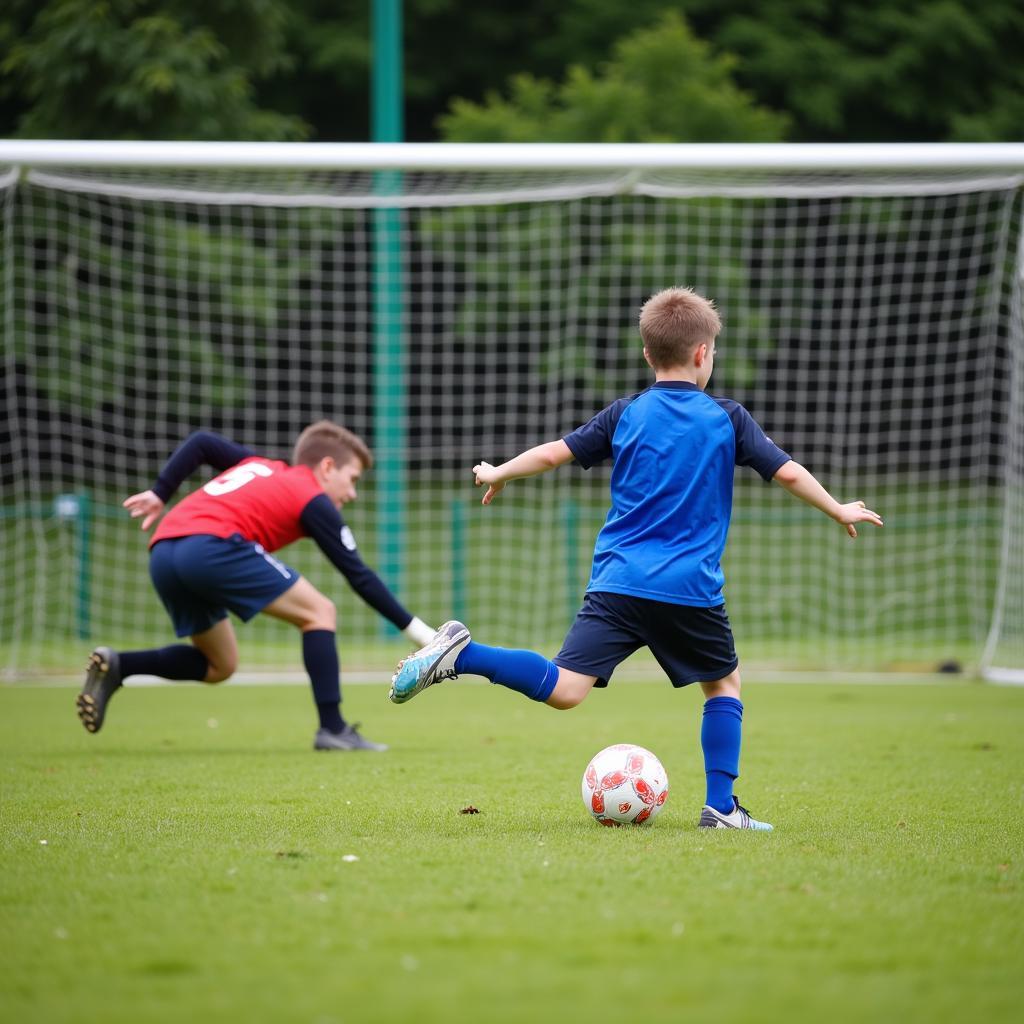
[4,0,1019,143]
[0,0,307,140]
[437,11,788,143]
[269,0,576,142]
[678,0,1024,142]
[421,15,789,408]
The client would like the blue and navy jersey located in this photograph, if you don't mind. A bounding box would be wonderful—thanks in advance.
[563,381,790,607]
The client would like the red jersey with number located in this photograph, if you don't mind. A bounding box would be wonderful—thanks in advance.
[151,457,324,552]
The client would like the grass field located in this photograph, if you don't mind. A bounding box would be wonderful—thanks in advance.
[2,676,1021,1023]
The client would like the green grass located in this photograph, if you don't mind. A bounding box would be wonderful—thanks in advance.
[2,678,1022,1023]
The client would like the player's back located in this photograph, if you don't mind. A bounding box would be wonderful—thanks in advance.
[152,457,325,553]
[564,381,788,607]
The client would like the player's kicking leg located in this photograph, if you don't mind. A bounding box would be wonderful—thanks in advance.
[389,622,578,706]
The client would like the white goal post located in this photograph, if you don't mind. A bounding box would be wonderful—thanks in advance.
[1,141,1022,681]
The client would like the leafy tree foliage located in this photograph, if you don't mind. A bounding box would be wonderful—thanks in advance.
[270,0,578,141]
[275,0,1023,143]
[0,0,306,140]
[1,0,1020,142]
[431,0,1024,143]
[678,0,1024,142]
[437,12,787,143]
[276,0,1023,143]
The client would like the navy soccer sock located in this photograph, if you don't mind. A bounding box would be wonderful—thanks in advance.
[454,641,559,703]
[701,695,744,814]
[119,646,209,682]
[303,630,345,733]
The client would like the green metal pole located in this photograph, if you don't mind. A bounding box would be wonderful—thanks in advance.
[75,493,92,639]
[563,498,579,628]
[450,499,466,624]
[372,0,403,143]
[372,0,405,631]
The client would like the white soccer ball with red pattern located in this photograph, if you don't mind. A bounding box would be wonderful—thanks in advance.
[581,744,669,826]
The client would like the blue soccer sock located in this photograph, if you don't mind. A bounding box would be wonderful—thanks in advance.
[701,695,744,814]
[303,630,345,733]
[454,641,559,703]
[119,645,209,682]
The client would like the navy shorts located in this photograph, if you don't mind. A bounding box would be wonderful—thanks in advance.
[149,534,299,638]
[553,591,738,688]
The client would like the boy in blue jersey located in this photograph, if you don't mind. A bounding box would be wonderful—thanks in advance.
[390,287,883,829]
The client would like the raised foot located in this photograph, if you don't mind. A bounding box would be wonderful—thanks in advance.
[388,620,471,705]
[76,647,123,734]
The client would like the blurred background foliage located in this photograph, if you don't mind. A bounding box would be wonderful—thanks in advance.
[1,0,1022,143]
[1,0,1020,443]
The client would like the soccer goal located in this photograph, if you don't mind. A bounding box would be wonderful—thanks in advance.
[2,141,1022,680]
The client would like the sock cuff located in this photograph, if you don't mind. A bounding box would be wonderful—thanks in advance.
[302,629,336,644]
[535,660,559,702]
[703,695,743,718]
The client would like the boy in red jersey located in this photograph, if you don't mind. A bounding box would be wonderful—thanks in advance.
[76,421,434,750]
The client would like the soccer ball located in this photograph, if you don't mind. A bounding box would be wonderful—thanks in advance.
[581,744,669,826]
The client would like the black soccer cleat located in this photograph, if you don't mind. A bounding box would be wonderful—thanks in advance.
[313,723,388,751]
[76,646,123,734]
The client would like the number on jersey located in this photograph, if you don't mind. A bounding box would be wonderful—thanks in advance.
[204,462,274,496]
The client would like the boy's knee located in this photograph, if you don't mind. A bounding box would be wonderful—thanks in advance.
[545,671,593,710]
[204,653,238,684]
[703,668,741,699]
[322,598,337,631]
[306,594,336,632]
[546,693,581,710]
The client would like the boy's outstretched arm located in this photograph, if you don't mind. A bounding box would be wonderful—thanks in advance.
[299,497,433,644]
[124,431,253,530]
[473,440,574,505]
[772,460,884,538]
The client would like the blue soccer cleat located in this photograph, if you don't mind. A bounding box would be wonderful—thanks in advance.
[698,796,774,831]
[389,620,471,705]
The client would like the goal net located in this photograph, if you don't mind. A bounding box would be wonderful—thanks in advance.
[2,143,1022,680]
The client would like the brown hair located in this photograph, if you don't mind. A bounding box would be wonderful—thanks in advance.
[639,287,722,368]
[292,420,373,470]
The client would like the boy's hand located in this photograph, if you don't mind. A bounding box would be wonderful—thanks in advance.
[123,490,165,531]
[834,500,883,539]
[473,462,506,505]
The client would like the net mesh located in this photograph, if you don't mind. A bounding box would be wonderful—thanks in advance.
[981,227,1024,683]
[2,162,1022,678]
